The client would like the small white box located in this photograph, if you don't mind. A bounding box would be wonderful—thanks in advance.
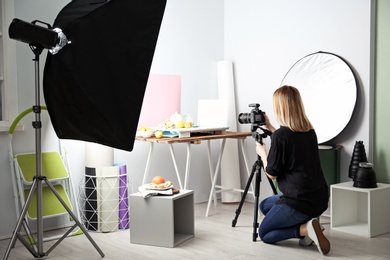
[331,182,390,237]
[130,190,194,247]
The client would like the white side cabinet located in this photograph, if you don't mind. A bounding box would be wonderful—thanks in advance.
[331,182,390,237]
[130,190,194,247]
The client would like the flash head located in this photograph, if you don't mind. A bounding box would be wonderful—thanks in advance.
[9,18,69,54]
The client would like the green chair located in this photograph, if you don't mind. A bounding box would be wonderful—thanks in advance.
[8,106,82,243]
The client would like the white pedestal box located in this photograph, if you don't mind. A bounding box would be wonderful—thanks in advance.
[130,190,194,247]
[331,182,390,237]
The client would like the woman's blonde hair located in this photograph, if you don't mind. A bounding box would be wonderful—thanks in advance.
[273,85,313,132]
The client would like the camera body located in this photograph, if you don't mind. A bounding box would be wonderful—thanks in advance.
[238,103,266,127]
[238,103,270,144]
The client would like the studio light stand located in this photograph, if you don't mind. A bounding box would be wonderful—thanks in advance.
[3,44,104,259]
[231,127,278,242]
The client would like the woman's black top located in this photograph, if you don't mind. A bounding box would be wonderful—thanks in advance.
[265,126,329,216]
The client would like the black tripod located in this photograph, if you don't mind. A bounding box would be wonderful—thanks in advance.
[231,127,278,242]
[4,45,105,259]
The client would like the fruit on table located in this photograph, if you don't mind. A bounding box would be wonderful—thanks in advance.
[176,121,185,128]
[155,131,163,138]
[139,126,153,131]
[184,121,193,128]
[162,115,193,129]
[164,119,174,128]
[152,175,165,184]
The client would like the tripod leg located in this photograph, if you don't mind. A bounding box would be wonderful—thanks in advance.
[46,224,77,255]
[252,165,261,242]
[232,162,257,227]
[4,180,39,259]
[15,232,38,257]
[43,179,105,257]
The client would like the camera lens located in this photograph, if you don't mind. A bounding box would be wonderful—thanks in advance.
[238,113,251,124]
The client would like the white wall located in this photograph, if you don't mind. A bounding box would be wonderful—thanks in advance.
[225,0,373,198]
[0,0,373,238]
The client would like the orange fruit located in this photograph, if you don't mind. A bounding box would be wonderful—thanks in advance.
[152,175,165,184]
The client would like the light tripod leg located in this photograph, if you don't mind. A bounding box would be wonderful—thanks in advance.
[46,224,78,255]
[43,179,105,257]
[3,179,40,259]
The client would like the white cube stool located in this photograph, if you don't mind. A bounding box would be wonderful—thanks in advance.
[130,190,194,247]
[331,181,390,237]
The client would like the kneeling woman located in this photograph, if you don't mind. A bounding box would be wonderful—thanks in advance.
[256,85,330,255]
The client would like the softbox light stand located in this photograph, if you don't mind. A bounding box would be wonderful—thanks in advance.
[3,46,104,260]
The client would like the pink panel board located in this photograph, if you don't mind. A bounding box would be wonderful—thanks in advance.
[138,74,181,127]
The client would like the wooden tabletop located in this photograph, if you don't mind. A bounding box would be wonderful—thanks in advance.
[136,131,251,144]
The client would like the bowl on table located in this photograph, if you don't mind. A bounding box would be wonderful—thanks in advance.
[137,129,155,138]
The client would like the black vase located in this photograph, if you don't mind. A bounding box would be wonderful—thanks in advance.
[348,141,368,179]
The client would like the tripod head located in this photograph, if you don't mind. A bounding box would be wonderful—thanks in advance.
[251,126,272,144]
[251,126,272,172]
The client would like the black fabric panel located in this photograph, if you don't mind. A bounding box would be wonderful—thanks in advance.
[43,0,167,151]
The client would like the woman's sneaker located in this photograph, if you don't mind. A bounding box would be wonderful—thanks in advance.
[306,219,331,255]
[299,236,314,246]
[299,223,325,246]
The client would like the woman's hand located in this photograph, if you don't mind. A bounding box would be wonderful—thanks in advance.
[263,113,276,133]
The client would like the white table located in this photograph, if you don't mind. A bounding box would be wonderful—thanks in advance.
[136,131,252,216]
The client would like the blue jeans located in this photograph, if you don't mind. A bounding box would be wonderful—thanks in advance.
[258,194,316,243]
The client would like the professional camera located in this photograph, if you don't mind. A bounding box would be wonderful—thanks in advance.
[238,103,270,143]
[238,103,266,126]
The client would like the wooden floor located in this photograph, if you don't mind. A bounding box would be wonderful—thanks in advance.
[1,201,389,260]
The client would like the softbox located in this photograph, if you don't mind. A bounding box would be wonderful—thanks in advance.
[43,0,167,151]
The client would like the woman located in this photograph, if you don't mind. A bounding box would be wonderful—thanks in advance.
[256,85,330,255]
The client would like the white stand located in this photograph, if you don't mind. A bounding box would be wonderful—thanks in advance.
[331,181,390,237]
[129,190,194,247]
